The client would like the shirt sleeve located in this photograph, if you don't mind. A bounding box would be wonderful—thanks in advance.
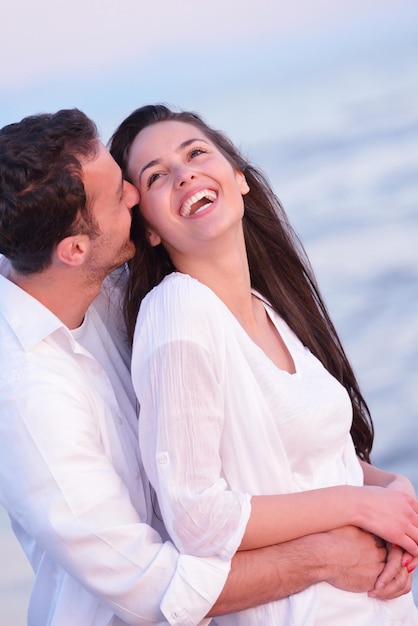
[0,345,229,625]
[132,275,251,562]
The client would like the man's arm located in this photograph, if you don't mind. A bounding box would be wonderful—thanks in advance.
[209,526,387,616]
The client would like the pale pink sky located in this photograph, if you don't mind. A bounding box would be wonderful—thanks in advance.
[2,0,415,88]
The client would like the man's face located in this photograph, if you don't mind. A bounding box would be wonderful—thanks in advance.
[82,142,139,278]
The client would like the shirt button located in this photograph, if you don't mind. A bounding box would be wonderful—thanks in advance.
[158,453,168,464]
[117,416,123,425]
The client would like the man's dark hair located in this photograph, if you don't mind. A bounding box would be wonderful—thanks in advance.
[0,108,99,274]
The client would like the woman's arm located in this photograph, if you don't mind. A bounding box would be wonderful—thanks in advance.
[360,459,417,497]
[241,483,418,557]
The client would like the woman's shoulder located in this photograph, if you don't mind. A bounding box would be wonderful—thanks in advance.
[136,272,225,342]
[143,272,219,310]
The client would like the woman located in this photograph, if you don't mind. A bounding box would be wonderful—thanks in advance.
[109,104,418,624]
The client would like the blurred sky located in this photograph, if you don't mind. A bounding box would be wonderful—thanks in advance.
[2,0,418,144]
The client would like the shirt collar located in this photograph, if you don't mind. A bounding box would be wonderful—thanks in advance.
[0,256,67,352]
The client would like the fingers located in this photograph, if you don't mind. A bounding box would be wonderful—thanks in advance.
[370,545,414,600]
[402,553,418,573]
[394,535,418,558]
[370,567,412,600]
[373,546,403,590]
[400,502,418,556]
[367,489,418,556]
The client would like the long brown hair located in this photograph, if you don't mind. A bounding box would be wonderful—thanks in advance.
[109,104,374,462]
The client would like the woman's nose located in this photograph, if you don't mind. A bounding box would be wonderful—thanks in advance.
[175,166,196,188]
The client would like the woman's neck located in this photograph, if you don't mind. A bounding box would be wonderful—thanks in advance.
[170,233,295,373]
[173,232,257,330]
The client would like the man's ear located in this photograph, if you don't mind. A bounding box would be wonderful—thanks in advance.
[55,235,90,267]
[147,228,161,247]
[236,170,250,196]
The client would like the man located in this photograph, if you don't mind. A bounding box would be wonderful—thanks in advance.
[0,109,406,625]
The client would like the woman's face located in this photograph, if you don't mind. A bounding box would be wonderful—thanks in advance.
[126,120,249,260]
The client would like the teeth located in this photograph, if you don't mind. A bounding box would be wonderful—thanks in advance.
[180,189,216,217]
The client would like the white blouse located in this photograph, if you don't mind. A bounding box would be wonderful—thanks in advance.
[132,272,418,626]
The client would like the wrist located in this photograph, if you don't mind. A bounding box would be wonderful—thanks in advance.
[291,533,336,585]
[345,485,366,528]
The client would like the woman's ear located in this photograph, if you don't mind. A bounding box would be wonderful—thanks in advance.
[147,228,162,247]
[236,170,250,196]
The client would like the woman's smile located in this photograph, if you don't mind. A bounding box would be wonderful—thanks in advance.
[179,188,217,217]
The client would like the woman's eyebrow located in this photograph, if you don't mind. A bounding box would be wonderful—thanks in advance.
[138,138,210,181]
[177,137,210,151]
[139,158,160,181]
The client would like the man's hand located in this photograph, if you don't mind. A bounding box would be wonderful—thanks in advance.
[324,526,387,592]
[325,527,414,599]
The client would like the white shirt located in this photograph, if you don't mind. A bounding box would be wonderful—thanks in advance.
[0,258,229,626]
[132,272,418,626]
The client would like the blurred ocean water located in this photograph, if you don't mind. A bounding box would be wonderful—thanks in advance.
[1,14,417,624]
